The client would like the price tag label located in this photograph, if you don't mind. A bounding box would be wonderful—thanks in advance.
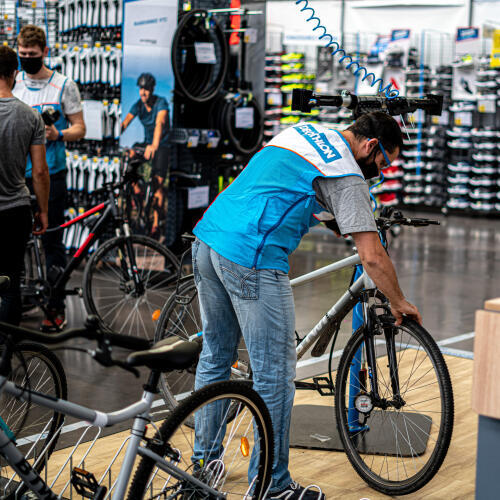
[244,28,258,44]
[188,186,209,209]
[235,107,254,129]
[267,92,282,107]
[454,111,472,127]
[194,42,216,64]
[478,99,496,113]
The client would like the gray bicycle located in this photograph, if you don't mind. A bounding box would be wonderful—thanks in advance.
[154,208,454,496]
[0,318,274,499]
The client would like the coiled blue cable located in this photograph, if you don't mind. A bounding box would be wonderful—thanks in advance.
[295,0,399,98]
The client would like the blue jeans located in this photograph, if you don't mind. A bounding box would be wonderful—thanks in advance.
[192,239,296,493]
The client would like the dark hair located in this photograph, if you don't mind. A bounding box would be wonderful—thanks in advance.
[0,45,18,80]
[17,25,47,51]
[347,111,403,154]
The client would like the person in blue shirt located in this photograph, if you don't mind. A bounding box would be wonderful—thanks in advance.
[122,73,170,236]
[192,112,422,499]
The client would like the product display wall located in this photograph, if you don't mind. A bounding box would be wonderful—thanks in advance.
[265,0,500,216]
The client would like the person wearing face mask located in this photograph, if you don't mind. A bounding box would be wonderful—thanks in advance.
[0,45,50,325]
[189,111,421,499]
[13,25,86,332]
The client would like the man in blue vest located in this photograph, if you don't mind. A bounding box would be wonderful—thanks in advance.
[14,25,86,331]
[192,112,422,499]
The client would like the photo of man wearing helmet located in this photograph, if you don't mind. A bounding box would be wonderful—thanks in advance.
[121,72,170,238]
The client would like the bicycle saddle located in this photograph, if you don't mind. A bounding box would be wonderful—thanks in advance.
[126,339,201,372]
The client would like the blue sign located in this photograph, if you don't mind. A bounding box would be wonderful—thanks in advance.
[456,27,479,42]
[390,29,411,42]
[294,124,342,163]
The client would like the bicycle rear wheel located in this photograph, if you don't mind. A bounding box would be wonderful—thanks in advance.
[334,318,454,495]
[127,380,273,500]
[154,279,250,411]
[83,235,180,340]
[0,342,66,498]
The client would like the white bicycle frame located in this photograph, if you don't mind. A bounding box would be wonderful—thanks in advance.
[289,252,375,360]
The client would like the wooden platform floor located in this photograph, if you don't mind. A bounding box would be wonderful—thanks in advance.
[39,354,476,499]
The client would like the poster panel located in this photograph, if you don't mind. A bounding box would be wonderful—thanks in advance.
[120,0,177,151]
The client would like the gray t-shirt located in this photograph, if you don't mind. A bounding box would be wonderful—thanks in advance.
[0,97,46,211]
[313,175,377,235]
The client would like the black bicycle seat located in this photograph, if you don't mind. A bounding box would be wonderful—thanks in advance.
[126,339,201,372]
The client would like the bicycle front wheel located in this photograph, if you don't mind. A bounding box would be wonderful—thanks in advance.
[83,235,179,339]
[0,342,66,497]
[128,380,273,500]
[335,318,454,495]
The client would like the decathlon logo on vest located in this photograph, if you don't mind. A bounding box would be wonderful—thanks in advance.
[294,124,342,163]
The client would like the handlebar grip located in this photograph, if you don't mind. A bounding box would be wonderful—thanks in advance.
[103,332,151,351]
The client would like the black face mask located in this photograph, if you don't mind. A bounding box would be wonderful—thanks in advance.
[357,149,379,180]
[19,56,44,75]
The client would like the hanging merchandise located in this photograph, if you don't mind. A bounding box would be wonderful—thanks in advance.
[171,9,228,103]
[209,92,263,155]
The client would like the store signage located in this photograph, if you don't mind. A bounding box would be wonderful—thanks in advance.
[390,29,410,41]
[283,33,337,47]
[294,124,342,163]
[455,27,480,56]
[491,29,500,68]
[194,43,216,64]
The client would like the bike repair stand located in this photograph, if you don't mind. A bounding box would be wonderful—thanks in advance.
[289,265,432,456]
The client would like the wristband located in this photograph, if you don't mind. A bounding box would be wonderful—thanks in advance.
[57,129,64,142]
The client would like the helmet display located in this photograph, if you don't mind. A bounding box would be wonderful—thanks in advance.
[137,73,156,91]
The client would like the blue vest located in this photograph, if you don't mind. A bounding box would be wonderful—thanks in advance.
[194,123,364,273]
[13,71,69,177]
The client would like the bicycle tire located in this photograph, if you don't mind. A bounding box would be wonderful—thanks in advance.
[0,342,67,498]
[127,380,273,500]
[172,10,228,103]
[83,235,180,340]
[334,318,454,495]
[155,279,250,413]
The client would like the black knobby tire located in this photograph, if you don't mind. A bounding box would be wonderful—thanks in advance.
[83,235,180,339]
[0,343,67,498]
[334,318,454,495]
[128,380,273,500]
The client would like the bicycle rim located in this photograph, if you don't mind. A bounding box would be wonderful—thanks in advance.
[335,319,454,495]
[157,280,202,409]
[0,343,66,498]
[156,281,251,413]
[128,381,273,500]
[84,235,179,340]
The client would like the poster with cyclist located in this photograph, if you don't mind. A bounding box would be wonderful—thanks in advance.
[120,0,177,240]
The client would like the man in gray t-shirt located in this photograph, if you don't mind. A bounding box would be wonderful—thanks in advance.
[0,45,50,325]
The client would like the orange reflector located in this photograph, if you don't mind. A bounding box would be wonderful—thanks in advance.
[240,437,250,457]
[152,309,161,321]
[232,361,238,369]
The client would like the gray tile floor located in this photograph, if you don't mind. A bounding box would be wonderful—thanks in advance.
[19,210,498,430]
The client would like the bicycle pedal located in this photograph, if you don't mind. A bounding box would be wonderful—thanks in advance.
[71,467,107,499]
[313,376,335,396]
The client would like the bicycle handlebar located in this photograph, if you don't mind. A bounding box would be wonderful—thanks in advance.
[375,209,440,231]
[0,318,150,351]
